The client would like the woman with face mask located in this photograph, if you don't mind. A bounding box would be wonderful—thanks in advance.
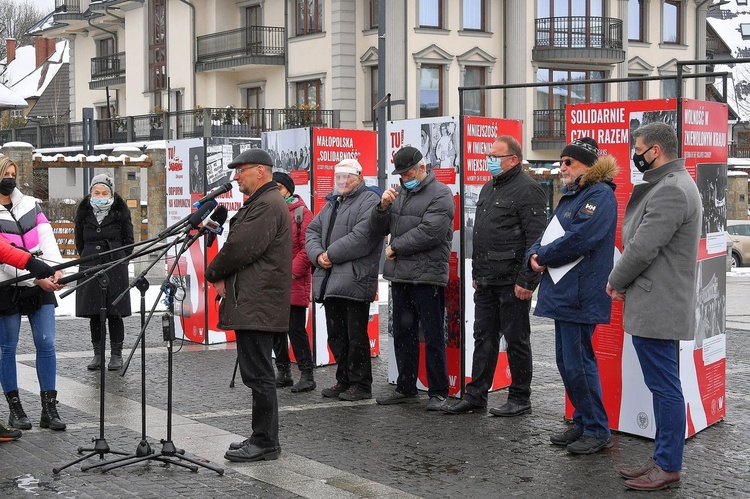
[0,155,66,434]
[74,174,134,372]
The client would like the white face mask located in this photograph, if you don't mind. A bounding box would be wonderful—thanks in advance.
[90,197,114,209]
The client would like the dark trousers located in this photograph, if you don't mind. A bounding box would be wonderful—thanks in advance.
[632,336,685,472]
[465,285,532,406]
[391,283,448,398]
[89,316,124,344]
[235,330,279,448]
[323,298,372,391]
[273,305,313,370]
[555,321,610,439]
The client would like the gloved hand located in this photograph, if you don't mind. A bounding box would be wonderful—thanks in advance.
[24,257,55,279]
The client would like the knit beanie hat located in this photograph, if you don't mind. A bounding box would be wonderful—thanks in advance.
[273,171,295,195]
[560,137,599,167]
[89,173,114,194]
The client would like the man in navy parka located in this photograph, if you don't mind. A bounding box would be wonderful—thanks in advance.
[527,137,618,455]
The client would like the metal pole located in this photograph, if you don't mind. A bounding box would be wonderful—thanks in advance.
[376,0,386,192]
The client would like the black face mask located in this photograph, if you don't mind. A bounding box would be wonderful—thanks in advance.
[0,178,16,196]
[632,145,655,173]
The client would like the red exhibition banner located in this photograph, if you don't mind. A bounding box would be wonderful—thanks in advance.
[565,99,727,438]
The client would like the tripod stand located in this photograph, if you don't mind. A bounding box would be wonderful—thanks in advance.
[94,226,223,474]
[53,273,129,474]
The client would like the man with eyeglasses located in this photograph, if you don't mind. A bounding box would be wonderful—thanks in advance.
[443,136,546,416]
[371,145,455,411]
[205,148,292,463]
[527,137,618,455]
[306,158,383,402]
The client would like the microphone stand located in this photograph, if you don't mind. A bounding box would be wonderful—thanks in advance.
[96,224,223,474]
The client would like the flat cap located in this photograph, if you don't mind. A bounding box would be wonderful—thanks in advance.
[227,148,274,169]
[391,146,423,174]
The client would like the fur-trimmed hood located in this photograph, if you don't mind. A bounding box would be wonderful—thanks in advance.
[579,155,618,188]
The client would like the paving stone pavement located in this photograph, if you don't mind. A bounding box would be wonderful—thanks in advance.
[1,273,749,498]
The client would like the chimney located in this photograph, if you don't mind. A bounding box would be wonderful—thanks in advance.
[6,39,16,64]
[35,37,48,67]
[47,38,57,60]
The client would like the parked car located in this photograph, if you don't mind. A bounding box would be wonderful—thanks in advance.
[727,220,750,268]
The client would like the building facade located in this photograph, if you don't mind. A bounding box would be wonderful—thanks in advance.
[28,0,714,163]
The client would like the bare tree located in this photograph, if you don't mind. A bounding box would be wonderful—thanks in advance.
[0,1,47,61]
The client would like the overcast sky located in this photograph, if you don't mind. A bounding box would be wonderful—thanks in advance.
[12,0,56,15]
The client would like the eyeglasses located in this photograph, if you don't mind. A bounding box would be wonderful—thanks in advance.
[562,159,573,166]
[487,154,515,162]
[234,164,261,176]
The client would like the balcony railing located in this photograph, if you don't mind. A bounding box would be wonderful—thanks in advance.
[729,143,750,158]
[535,16,623,50]
[91,52,126,80]
[54,0,81,12]
[0,107,340,150]
[197,26,285,63]
[533,109,566,141]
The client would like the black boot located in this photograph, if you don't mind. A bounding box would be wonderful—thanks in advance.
[108,341,123,371]
[275,364,293,388]
[4,391,31,430]
[291,368,316,393]
[87,342,101,370]
[40,390,66,431]
[0,421,22,442]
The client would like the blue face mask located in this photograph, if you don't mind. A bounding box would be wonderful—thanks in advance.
[90,197,114,208]
[487,158,503,176]
[403,178,420,190]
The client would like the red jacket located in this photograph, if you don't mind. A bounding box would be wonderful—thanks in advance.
[0,235,31,270]
[288,195,313,307]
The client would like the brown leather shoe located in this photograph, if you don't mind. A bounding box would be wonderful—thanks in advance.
[619,457,657,479]
[623,464,680,491]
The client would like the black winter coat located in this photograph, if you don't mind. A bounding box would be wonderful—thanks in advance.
[472,165,547,289]
[74,194,134,317]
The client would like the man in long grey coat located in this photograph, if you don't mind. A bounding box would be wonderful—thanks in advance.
[306,158,382,402]
[607,122,702,491]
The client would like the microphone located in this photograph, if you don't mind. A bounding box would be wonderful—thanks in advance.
[186,200,217,230]
[204,205,228,248]
[192,183,233,208]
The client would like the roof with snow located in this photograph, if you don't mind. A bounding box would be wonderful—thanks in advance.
[708,1,750,121]
[2,40,70,100]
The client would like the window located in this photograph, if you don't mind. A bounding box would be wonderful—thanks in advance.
[368,0,379,29]
[662,78,677,98]
[244,87,263,131]
[97,37,115,57]
[629,0,645,41]
[463,66,486,116]
[295,79,321,108]
[741,24,750,39]
[149,0,167,97]
[419,0,443,28]
[369,66,379,122]
[420,65,443,117]
[295,0,323,36]
[628,75,646,100]
[463,0,485,31]
[662,0,681,44]
[535,68,605,139]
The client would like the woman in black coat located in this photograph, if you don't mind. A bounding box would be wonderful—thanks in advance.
[74,174,134,371]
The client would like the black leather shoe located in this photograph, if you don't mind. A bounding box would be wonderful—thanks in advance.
[489,400,532,417]
[441,399,487,414]
[224,443,281,462]
[228,438,251,450]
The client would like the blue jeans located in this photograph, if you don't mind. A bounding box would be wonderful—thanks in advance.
[632,336,684,472]
[391,283,448,398]
[0,304,57,393]
[555,321,610,439]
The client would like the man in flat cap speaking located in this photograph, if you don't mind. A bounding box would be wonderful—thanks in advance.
[206,148,292,463]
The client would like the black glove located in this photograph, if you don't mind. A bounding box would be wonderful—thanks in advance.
[24,257,55,279]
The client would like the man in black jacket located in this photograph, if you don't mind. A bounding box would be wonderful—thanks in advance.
[444,136,546,416]
[371,146,455,411]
